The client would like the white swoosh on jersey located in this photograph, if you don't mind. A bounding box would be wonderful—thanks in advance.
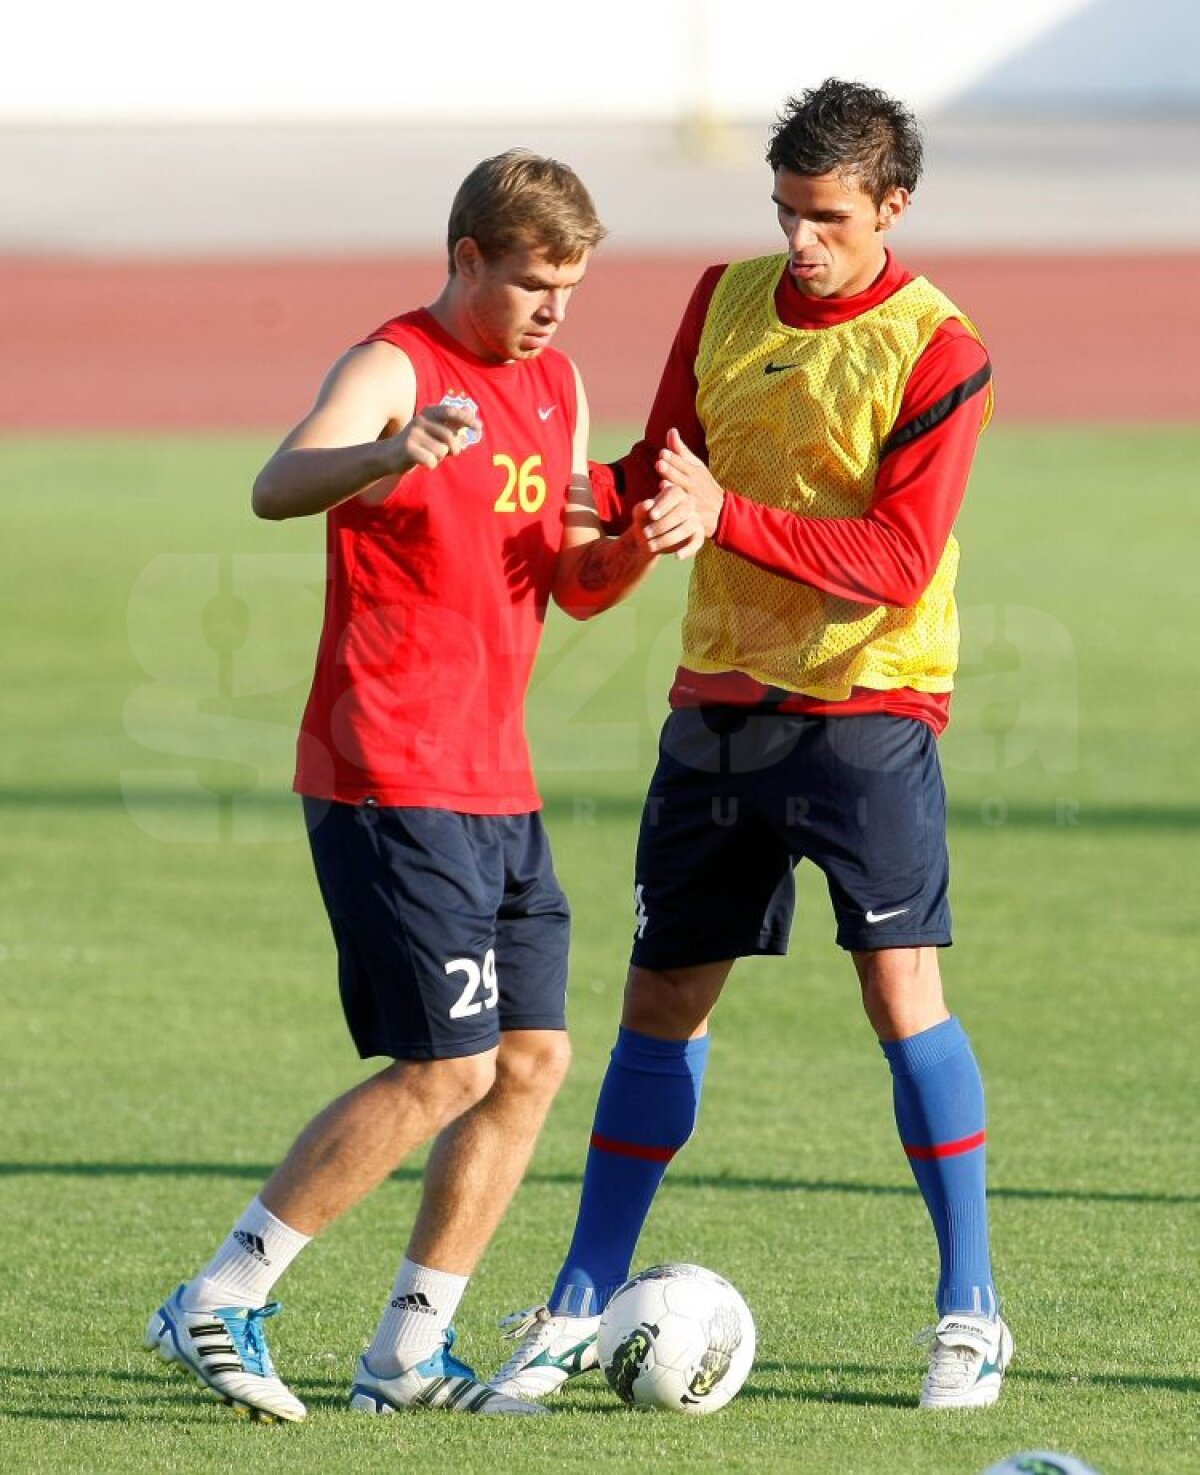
[865,907,910,924]
[537,406,556,421]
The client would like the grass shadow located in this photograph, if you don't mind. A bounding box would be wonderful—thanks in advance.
[0,1161,1194,1207]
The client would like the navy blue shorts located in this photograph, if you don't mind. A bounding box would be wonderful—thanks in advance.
[302,799,570,1061]
[630,709,951,968]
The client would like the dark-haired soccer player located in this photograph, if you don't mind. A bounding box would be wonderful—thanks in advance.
[493,80,1012,1410]
[144,149,703,1423]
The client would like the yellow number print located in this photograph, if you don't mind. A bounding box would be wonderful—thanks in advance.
[492,454,548,514]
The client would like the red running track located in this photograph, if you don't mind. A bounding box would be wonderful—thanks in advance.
[1,253,1196,430]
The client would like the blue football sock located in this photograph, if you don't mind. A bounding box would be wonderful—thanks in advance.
[549,1027,710,1316]
[881,1016,998,1319]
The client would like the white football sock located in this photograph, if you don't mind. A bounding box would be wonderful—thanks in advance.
[181,1197,311,1311]
[365,1258,469,1375]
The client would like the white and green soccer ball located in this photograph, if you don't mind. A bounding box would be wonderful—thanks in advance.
[980,1453,1103,1475]
[597,1263,755,1415]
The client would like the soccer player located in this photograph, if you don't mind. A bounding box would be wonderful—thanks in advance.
[492,81,1013,1410]
[144,150,704,1423]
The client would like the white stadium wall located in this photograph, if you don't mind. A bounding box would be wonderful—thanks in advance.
[3,0,1198,122]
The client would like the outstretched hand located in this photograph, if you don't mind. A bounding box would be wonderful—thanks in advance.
[655,428,725,539]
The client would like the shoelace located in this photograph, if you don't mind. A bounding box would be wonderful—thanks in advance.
[914,1326,982,1393]
[499,1306,550,1341]
[223,1301,282,1377]
[432,1327,476,1380]
[492,1307,555,1383]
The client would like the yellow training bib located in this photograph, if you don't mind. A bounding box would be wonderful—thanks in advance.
[681,255,987,699]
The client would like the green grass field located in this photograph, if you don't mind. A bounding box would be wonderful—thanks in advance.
[1,427,1196,1474]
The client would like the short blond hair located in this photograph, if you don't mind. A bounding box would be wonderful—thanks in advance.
[447,149,606,272]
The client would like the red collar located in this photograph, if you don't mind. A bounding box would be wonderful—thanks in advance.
[773,250,914,328]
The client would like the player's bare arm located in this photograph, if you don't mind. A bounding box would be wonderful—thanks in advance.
[252,341,477,520]
[553,370,704,620]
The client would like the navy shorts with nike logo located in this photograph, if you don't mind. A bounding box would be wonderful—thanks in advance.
[630,708,951,967]
[302,799,570,1061]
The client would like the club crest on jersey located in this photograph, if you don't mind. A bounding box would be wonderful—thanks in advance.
[440,392,483,447]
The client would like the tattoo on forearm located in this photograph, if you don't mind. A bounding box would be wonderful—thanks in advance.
[577,537,640,591]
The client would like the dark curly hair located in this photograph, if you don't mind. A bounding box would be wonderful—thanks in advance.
[766,78,923,203]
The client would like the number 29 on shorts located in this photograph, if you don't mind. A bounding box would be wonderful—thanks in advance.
[445,948,499,1018]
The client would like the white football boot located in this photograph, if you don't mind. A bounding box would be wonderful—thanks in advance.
[918,1312,1014,1409]
[488,1305,602,1401]
[350,1328,548,1415]
[145,1285,306,1422]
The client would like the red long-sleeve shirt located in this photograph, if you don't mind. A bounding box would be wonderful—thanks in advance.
[591,251,991,733]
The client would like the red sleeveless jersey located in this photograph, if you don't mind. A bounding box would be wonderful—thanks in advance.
[294,308,577,813]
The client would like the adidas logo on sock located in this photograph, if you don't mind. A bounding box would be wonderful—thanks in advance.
[390,1291,436,1315]
[233,1230,271,1265]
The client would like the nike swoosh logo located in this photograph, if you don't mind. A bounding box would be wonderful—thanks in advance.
[764,362,798,374]
[865,907,910,924]
[537,406,556,420]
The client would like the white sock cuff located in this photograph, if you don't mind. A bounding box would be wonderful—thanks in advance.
[183,1196,311,1311]
[244,1199,311,1258]
[365,1258,471,1370]
[395,1258,470,1297]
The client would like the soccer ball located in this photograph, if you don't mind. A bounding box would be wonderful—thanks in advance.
[980,1454,1103,1475]
[597,1263,755,1415]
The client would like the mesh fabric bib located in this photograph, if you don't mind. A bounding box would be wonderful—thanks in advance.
[683,254,984,698]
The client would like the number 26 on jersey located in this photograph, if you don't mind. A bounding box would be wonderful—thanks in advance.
[492,454,547,513]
